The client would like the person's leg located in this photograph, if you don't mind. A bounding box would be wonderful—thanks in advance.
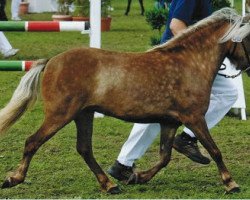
[117,123,160,166]
[108,123,160,181]
[0,32,19,57]
[0,0,8,21]
[0,32,12,53]
[11,0,21,20]
[138,0,144,15]
[125,0,132,15]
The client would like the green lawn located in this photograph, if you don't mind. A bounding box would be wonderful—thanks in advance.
[0,0,249,199]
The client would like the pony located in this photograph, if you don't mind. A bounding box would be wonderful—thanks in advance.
[125,0,144,15]
[0,8,250,194]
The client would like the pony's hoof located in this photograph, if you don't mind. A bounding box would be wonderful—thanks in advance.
[1,177,23,189]
[2,178,12,189]
[107,185,121,194]
[126,173,139,185]
[225,186,240,194]
[225,182,240,194]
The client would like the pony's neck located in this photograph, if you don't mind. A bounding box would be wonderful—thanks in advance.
[168,20,230,71]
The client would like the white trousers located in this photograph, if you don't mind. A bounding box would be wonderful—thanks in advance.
[0,32,12,54]
[117,59,238,167]
[11,0,21,18]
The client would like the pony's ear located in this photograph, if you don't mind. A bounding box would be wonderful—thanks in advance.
[242,14,250,23]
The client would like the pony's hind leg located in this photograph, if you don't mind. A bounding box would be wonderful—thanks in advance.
[186,116,239,193]
[127,123,179,184]
[1,114,73,188]
[74,110,120,194]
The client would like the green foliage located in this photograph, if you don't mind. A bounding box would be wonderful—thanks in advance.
[57,0,74,15]
[211,0,231,11]
[145,8,168,32]
[150,35,162,46]
[73,0,89,17]
[72,0,111,17]
[145,8,168,45]
[101,0,112,17]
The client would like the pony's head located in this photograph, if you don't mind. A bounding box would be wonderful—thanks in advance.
[218,8,250,75]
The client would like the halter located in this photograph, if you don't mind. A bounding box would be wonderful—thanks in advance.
[218,41,250,78]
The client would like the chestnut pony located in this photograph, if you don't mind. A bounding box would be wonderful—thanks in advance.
[0,8,250,194]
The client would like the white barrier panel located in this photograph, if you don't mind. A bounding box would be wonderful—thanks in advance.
[27,0,58,13]
[89,0,103,118]
[222,59,247,120]
[90,0,101,48]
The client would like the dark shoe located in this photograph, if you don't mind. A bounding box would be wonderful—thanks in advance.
[173,132,211,165]
[107,160,135,181]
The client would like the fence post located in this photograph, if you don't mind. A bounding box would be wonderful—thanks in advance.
[89,0,101,48]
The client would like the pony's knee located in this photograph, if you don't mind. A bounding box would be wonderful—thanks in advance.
[210,148,223,162]
[160,154,171,167]
[76,145,90,157]
[24,135,41,155]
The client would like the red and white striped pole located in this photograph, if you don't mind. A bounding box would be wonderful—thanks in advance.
[0,21,90,33]
[0,61,34,71]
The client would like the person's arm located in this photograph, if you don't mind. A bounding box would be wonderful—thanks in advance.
[169,18,187,36]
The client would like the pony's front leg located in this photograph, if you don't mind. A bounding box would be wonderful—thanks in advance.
[74,111,120,194]
[127,123,178,184]
[187,116,240,193]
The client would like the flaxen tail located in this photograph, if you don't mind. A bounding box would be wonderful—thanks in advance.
[0,59,49,134]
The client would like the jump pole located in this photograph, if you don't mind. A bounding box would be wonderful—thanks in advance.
[0,0,102,116]
[0,21,90,33]
[0,0,101,69]
[0,61,34,71]
[0,0,101,45]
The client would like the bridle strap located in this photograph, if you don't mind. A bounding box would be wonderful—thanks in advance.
[241,40,250,69]
[228,42,237,57]
[218,41,250,78]
[217,70,242,78]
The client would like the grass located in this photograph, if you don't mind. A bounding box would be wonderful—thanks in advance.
[0,0,249,198]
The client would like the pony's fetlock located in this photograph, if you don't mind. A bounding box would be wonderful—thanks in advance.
[106,184,121,194]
